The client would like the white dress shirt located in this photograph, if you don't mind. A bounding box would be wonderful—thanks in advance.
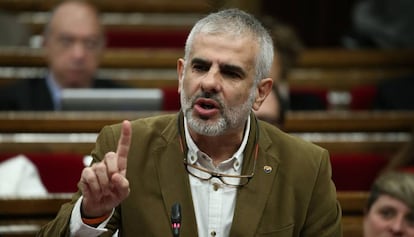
[184,116,250,237]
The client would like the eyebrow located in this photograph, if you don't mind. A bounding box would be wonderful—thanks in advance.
[191,58,247,78]
[191,58,211,66]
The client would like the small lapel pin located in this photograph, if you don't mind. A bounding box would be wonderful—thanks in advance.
[263,165,273,174]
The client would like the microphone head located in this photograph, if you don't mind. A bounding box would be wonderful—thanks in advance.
[171,203,181,237]
[171,202,181,223]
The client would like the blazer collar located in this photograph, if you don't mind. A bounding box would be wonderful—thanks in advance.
[153,112,199,236]
[230,116,280,236]
[154,112,280,236]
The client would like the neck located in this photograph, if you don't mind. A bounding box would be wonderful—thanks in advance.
[189,127,244,165]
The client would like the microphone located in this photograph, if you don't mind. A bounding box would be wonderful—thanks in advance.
[171,203,181,237]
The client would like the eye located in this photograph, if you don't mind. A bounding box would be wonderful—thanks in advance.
[378,207,396,220]
[192,63,209,73]
[221,69,241,79]
[84,38,101,50]
[57,35,74,47]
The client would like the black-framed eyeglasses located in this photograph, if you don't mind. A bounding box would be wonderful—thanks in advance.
[178,113,260,188]
[183,150,257,187]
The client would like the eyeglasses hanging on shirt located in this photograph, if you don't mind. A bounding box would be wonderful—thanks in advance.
[177,113,259,188]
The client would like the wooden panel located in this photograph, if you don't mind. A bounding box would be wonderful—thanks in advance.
[283,111,414,133]
[0,0,213,13]
[0,48,184,68]
[1,68,412,91]
[342,216,363,237]
[337,191,368,214]
[0,192,366,237]
[1,48,414,68]
[0,111,164,133]
[299,49,414,68]
[0,195,71,216]
[1,48,413,92]
[0,111,413,133]
[288,68,414,90]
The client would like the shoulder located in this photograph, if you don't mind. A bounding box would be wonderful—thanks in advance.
[1,78,45,91]
[103,113,177,139]
[260,120,325,155]
[92,113,178,160]
[259,121,329,172]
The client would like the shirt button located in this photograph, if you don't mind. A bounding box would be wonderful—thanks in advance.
[213,183,220,191]
[211,230,217,236]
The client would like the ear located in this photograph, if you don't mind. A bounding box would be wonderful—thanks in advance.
[252,78,273,111]
[177,58,185,94]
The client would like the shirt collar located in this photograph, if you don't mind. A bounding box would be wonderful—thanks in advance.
[183,116,251,172]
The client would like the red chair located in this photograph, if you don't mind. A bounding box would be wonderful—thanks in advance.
[0,153,85,193]
[330,153,389,191]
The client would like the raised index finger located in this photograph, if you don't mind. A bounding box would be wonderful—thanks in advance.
[116,120,132,172]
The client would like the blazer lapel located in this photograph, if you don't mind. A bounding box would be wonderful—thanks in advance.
[153,114,199,237]
[230,118,280,236]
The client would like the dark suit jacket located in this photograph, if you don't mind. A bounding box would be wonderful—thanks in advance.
[0,78,123,111]
[38,113,342,237]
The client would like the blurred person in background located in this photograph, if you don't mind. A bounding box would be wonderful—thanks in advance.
[254,16,326,127]
[0,0,122,111]
[363,171,414,237]
[346,0,414,49]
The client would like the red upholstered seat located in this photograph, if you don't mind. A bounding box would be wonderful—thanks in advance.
[0,153,84,193]
[330,153,389,191]
[162,87,180,111]
[0,151,394,193]
[350,85,378,110]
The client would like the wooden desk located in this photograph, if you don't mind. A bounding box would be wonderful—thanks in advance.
[0,192,366,237]
[0,111,411,155]
[0,111,413,133]
[1,48,413,93]
[1,48,414,68]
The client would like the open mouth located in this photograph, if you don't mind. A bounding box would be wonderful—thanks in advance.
[195,98,219,110]
[200,101,216,109]
[193,98,220,119]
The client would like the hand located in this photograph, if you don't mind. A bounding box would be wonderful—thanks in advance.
[80,120,132,218]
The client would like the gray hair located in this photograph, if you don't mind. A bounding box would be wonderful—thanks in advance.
[366,171,414,210]
[184,8,274,85]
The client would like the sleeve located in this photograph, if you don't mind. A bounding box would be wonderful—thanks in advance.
[36,125,120,237]
[69,196,114,236]
[301,149,343,236]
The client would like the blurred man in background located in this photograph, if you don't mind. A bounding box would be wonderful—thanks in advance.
[0,0,121,110]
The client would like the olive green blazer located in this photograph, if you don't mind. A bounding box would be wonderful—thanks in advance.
[38,113,342,237]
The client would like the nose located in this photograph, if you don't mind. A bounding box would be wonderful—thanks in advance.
[389,217,404,234]
[200,66,221,93]
[71,42,87,61]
